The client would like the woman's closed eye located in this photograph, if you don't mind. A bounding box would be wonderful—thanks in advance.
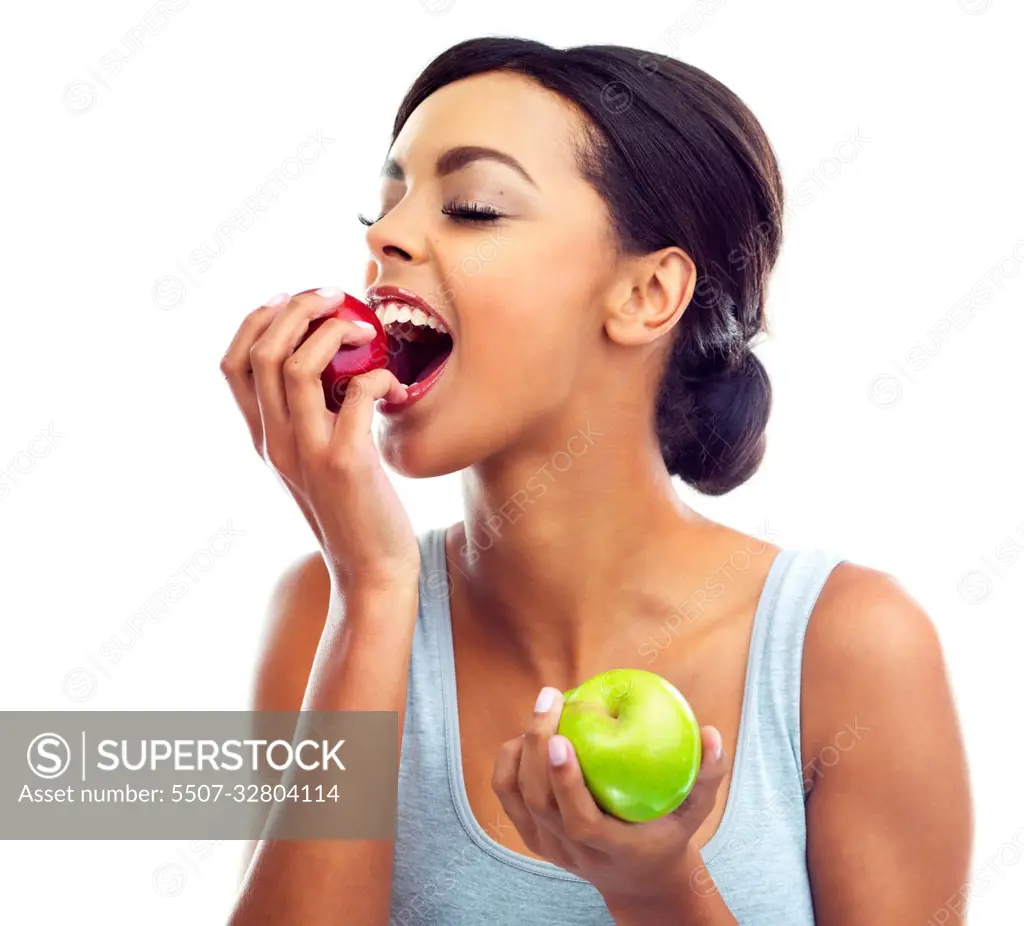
[440,200,504,224]
[358,200,506,227]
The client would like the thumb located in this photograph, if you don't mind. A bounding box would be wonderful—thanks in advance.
[697,725,727,783]
[331,368,407,441]
[670,725,728,822]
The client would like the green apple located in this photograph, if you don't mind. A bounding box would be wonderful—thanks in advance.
[557,668,702,823]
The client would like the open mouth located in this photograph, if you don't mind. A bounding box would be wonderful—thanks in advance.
[373,300,454,387]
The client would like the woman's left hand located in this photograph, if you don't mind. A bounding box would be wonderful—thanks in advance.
[491,686,729,907]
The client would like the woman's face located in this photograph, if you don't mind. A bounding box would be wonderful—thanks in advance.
[363,71,641,478]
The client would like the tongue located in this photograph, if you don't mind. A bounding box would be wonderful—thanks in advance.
[416,349,448,383]
[386,337,448,386]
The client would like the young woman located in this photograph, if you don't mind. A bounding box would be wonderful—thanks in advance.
[222,37,972,926]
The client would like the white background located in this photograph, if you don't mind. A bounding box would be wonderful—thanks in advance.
[2,0,1021,922]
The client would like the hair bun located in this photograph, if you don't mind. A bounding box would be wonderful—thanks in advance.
[658,348,772,496]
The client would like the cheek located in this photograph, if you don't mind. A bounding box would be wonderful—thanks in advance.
[453,254,564,365]
[459,296,573,382]
[443,228,602,393]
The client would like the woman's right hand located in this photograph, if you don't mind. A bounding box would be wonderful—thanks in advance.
[219,288,422,595]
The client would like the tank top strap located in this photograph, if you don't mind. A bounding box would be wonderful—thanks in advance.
[748,546,848,775]
[416,525,454,612]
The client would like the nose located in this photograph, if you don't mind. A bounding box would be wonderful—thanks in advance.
[364,202,426,266]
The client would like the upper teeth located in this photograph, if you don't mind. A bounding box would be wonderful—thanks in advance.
[373,299,449,334]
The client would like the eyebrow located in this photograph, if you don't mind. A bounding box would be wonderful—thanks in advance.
[382,145,539,188]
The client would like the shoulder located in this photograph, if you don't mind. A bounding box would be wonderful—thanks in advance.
[263,551,332,627]
[795,566,973,918]
[250,551,332,711]
[800,560,961,786]
[804,560,942,669]
[803,561,945,689]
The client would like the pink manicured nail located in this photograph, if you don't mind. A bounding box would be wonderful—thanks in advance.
[534,687,557,714]
[352,320,376,330]
[549,737,569,768]
[265,292,289,307]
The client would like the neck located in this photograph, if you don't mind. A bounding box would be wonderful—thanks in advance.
[448,414,706,689]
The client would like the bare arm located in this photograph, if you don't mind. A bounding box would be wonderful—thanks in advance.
[802,565,973,924]
[220,288,424,924]
[238,552,333,881]
[230,553,419,926]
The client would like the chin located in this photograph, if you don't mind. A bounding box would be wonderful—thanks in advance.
[379,419,507,480]
[378,428,460,479]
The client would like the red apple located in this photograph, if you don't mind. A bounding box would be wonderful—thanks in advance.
[295,289,390,412]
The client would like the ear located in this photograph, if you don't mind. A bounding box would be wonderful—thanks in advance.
[603,247,696,347]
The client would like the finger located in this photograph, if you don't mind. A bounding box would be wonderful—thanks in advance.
[261,286,347,346]
[518,687,564,820]
[219,293,290,446]
[249,288,348,442]
[546,734,625,847]
[491,736,540,851]
[329,367,408,447]
[669,725,728,822]
[284,317,378,453]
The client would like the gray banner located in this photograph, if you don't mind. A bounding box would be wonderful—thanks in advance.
[2,711,398,839]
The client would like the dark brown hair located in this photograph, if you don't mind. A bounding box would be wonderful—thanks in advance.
[392,37,783,495]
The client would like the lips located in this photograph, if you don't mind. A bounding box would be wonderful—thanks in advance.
[366,284,448,323]
[365,285,454,392]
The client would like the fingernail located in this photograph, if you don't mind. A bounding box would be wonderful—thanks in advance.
[534,687,557,714]
[548,736,568,768]
[713,729,723,761]
[352,320,376,330]
[316,286,345,299]
[266,292,289,307]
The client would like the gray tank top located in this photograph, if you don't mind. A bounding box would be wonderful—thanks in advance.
[389,526,845,925]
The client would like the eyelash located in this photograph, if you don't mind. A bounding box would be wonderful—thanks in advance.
[357,201,504,227]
